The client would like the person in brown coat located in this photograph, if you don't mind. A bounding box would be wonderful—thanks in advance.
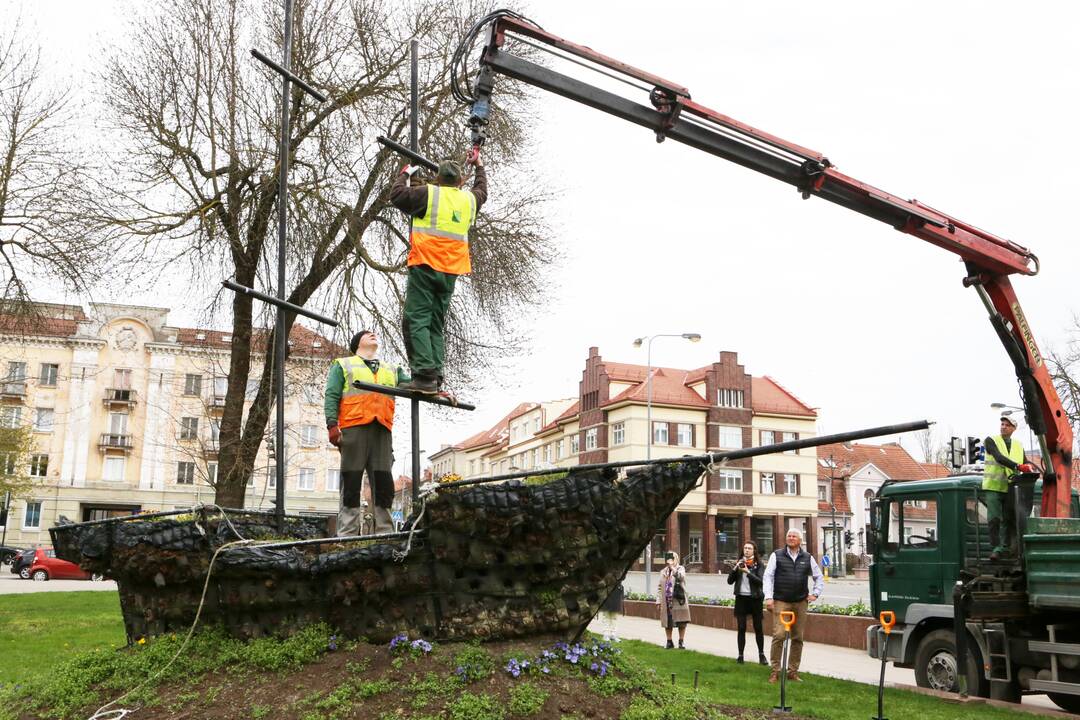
[657,551,691,649]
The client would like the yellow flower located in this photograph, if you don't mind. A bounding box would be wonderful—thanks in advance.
[137,637,146,645]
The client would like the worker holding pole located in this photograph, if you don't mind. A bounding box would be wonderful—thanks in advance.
[763,528,824,684]
[390,154,487,394]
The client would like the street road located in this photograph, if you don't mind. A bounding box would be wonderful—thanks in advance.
[0,573,117,595]
[624,571,871,608]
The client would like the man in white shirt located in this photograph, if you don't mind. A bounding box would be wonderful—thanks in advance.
[762,528,824,683]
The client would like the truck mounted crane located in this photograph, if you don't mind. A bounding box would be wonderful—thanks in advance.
[455,11,1079,711]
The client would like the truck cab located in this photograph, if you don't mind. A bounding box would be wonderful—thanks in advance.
[866,474,1080,713]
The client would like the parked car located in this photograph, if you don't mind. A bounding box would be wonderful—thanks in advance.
[24,547,102,582]
[9,547,37,579]
[0,545,22,565]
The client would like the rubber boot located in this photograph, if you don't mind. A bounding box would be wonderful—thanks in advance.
[373,506,395,534]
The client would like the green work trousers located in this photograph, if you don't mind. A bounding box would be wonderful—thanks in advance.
[986,483,1035,554]
[402,264,456,379]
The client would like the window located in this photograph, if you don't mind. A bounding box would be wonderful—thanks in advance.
[176,461,195,485]
[717,425,742,449]
[783,473,798,495]
[677,423,693,447]
[268,467,277,488]
[184,374,202,396]
[716,516,741,556]
[534,418,541,433]
[109,412,129,435]
[556,440,564,460]
[113,368,132,389]
[543,445,551,463]
[213,376,228,399]
[782,431,797,454]
[570,434,580,454]
[717,469,742,491]
[327,468,340,492]
[585,427,598,450]
[208,462,219,485]
[209,420,220,443]
[245,379,259,401]
[39,363,59,386]
[180,416,199,440]
[298,467,315,491]
[103,456,125,482]
[900,497,939,548]
[760,430,775,446]
[652,422,668,445]
[717,388,744,408]
[818,483,829,502]
[612,422,625,446]
[760,472,775,494]
[300,424,318,447]
[7,361,26,381]
[30,454,48,477]
[23,501,41,529]
[0,406,21,428]
[0,453,14,475]
[34,407,54,432]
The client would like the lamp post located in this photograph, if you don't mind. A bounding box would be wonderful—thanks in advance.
[990,402,1036,454]
[632,332,702,595]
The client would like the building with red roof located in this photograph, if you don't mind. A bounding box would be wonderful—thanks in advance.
[433,347,819,574]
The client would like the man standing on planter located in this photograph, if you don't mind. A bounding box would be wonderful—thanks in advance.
[390,154,488,393]
[763,528,825,683]
[325,330,408,535]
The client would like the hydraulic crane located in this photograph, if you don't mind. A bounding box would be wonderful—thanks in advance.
[459,11,1073,517]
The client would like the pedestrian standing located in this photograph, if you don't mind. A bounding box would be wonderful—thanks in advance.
[727,541,767,665]
[389,154,487,393]
[657,551,691,649]
[763,528,824,683]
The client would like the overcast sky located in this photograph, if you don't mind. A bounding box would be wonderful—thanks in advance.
[17,1,1080,474]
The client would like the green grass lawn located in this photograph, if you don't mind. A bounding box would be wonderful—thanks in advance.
[0,592,126,684]
[0,593,1046,720]
[617,639,1039,720]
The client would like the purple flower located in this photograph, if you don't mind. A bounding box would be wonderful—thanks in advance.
[411,639,432,654]
[389,632,408,651]
[327,635,338,651]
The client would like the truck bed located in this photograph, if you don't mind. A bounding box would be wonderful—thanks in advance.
[1024,517,1080,611]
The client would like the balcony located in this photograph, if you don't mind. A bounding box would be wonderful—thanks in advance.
[204,439,220,457]
[99,433,134,452]
[208,395,227,413]
[103,388,137,407]
[1,382,26,400]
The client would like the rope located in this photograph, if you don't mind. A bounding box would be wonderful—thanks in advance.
[393,481,440,562]
[87,504,258,720]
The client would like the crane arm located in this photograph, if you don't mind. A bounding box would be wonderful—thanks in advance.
[467,14,1073,516]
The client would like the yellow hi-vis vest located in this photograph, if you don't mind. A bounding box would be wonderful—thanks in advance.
[982,434,1025,493]
[336,357,397,431]
[407,183,476,275]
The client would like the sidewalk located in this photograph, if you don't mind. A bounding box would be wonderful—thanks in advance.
[588,613,1062,715]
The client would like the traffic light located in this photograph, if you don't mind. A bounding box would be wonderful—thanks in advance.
[844,530,853,547]
[967,437,984,465]
[949,436,965,468]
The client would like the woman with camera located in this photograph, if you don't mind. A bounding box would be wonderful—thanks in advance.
[727,540,767,665]
[658,550,691,649]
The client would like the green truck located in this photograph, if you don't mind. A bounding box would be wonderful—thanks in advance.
[866,474,1080,714]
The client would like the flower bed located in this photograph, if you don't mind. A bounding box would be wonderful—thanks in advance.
[621,598,875,650]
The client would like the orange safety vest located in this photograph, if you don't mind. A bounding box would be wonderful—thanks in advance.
[336,356,397,431]
[407,183,476,275]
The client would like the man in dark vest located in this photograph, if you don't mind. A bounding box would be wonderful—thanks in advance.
[763,528,824,683]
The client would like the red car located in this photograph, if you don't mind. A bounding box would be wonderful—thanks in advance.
[25,547,102,582]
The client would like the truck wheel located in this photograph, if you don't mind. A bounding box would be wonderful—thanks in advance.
[1049,693,1080,714]
[914,629,989,697]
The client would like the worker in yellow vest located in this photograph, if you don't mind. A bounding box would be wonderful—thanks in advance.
[983,415,1033,560]
[324,330,408,535]
[390,154,487,393]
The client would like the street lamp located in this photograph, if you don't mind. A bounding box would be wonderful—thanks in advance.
[632,332,702,595]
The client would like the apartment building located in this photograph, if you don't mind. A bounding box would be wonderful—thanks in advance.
[0,302,345,547]
[430,347,819,573]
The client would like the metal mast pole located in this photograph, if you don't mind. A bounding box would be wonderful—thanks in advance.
[273,0,295,532]
[409,39,422,511]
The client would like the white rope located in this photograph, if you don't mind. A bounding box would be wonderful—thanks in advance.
[87,504,258,720]
[392,481,440,562]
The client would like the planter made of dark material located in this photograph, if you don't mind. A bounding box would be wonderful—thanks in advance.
[622,599,873,650]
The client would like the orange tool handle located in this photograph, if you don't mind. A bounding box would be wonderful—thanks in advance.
[780,610,796,632]
[879,611,896,634]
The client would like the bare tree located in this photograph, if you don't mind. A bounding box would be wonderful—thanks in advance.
[915,427,939,464]
[1048,316,1080,453]
[0,16,110,316]
[102,0,554,507]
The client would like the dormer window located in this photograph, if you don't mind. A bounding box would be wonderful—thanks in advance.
[195,332,206,340]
